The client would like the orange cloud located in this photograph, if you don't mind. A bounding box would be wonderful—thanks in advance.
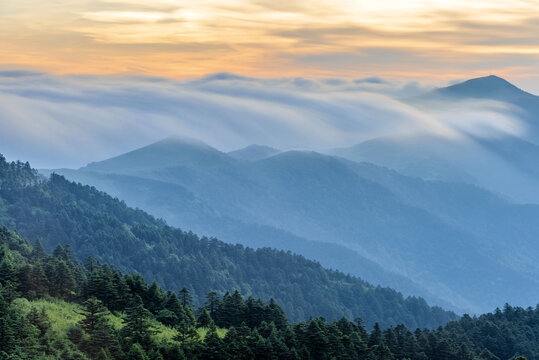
[1,0,539,85]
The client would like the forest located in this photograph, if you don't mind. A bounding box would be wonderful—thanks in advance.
[0,154,454,329]
[3,155,539,359]
[1,226,538,360]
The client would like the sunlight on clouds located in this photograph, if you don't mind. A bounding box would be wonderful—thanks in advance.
[83,11,181,23]
[1,0,539,86]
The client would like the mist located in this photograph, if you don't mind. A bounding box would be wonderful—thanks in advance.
[0,70,526,168]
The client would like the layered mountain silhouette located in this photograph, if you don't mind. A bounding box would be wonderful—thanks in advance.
[2,153,457,328]
[228,144,281,161]
[334,75,539,203]
[48,101,539,314]
[429,75,534,101]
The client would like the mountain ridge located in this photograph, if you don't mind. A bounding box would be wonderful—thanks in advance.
[432,75,536,100]
[228,144,280,161]
[1,152,457,328]
[48,136,539,314]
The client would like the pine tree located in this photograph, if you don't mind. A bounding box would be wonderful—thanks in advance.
[27,307,51,338]
[223,327,253,360]
[367,343,395,360]
[267,298,288,330]
[197,308,214,328]
[122,295,155,349]
[479,348,501,360]
[78,297,108,335]
[306,319,329,359]
[31,239,47,261]
[29,263,49,298]
[179,287,193,308]
[51,260,76,299]
[174,320,199,344]
[201,324,226,360]
[369,323,384,348]
[146,280,165,314]
[457,343,474,360]
[0,246,17,284]
[127,343,150,360]
[0,285,17,354]
[205,291,221,317]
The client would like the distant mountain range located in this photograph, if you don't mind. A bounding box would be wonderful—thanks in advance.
[333,75,539,203]
[42,75,539,315]
[228,144,281,161]
[0,153,457,329]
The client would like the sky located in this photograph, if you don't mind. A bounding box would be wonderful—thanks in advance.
[1,0,539,91]
[1,0,539,168]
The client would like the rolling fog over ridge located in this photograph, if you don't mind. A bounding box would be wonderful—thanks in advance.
[1,71,534,168]
[37,74,539,317]
[6,0,539,357]
[28,74,539,317]
[4,72,539,312]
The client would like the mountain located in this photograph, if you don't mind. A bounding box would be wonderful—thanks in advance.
[431,75,535,102]
[417,75,539,140]
[228,145,280,161]
[47,137,539,314]
[333,75,539,203]
[44,168,444,310]
[0,153,456,328]
[84,137,233,175]
[331,133,539,203]
[2,228,537,360]
[331,134,477,183]
[48,139,449,308]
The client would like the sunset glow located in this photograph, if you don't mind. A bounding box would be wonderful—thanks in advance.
[1,0,539,86]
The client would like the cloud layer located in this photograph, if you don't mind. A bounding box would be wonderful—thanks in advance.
[1,0,539,90]
[0,71,527,168]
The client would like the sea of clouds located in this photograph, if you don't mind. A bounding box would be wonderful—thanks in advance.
[0,70,524,168]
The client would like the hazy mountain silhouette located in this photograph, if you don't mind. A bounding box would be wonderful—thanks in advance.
[334,76,539,203]
[432,75,533,101]
[228,145,281,161]
[48,134,539,314]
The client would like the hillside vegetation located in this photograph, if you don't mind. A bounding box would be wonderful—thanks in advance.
[0,154,456,328]
[2,227,539,359]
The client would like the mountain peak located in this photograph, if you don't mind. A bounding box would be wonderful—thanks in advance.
[228,144,280,161]
[432,75,530,100]
[154,135,212,149]
[456,74,517,89]
[82,136,229,173]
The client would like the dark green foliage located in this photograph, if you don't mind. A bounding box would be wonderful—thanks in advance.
[197,308,214,328]
[78,298,121,358]
[78,298,108,334]
[0,154,456,328]
[200,324,225,360]
[121,295,155,349]
[2,227,539,359]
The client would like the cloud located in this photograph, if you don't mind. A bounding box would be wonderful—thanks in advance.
[429,100,526,139]
[0,71,526,169]
[2,0,539,85]
[0,70,45,78]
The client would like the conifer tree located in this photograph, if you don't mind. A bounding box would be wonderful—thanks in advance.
[174,320,199,344]
[31,239,47,261]
[78,297,108,335]
[205,291,221,317]
[179,287,193,308]
[122,295,155,349]
[197,308,214,328]
[201,324,226,360]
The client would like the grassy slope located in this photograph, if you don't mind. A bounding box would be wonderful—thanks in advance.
[12,298,227,343]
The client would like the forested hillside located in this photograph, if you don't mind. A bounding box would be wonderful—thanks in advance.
[50,136,539,314]
[0,154,456,328]
[1,227,537,360]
